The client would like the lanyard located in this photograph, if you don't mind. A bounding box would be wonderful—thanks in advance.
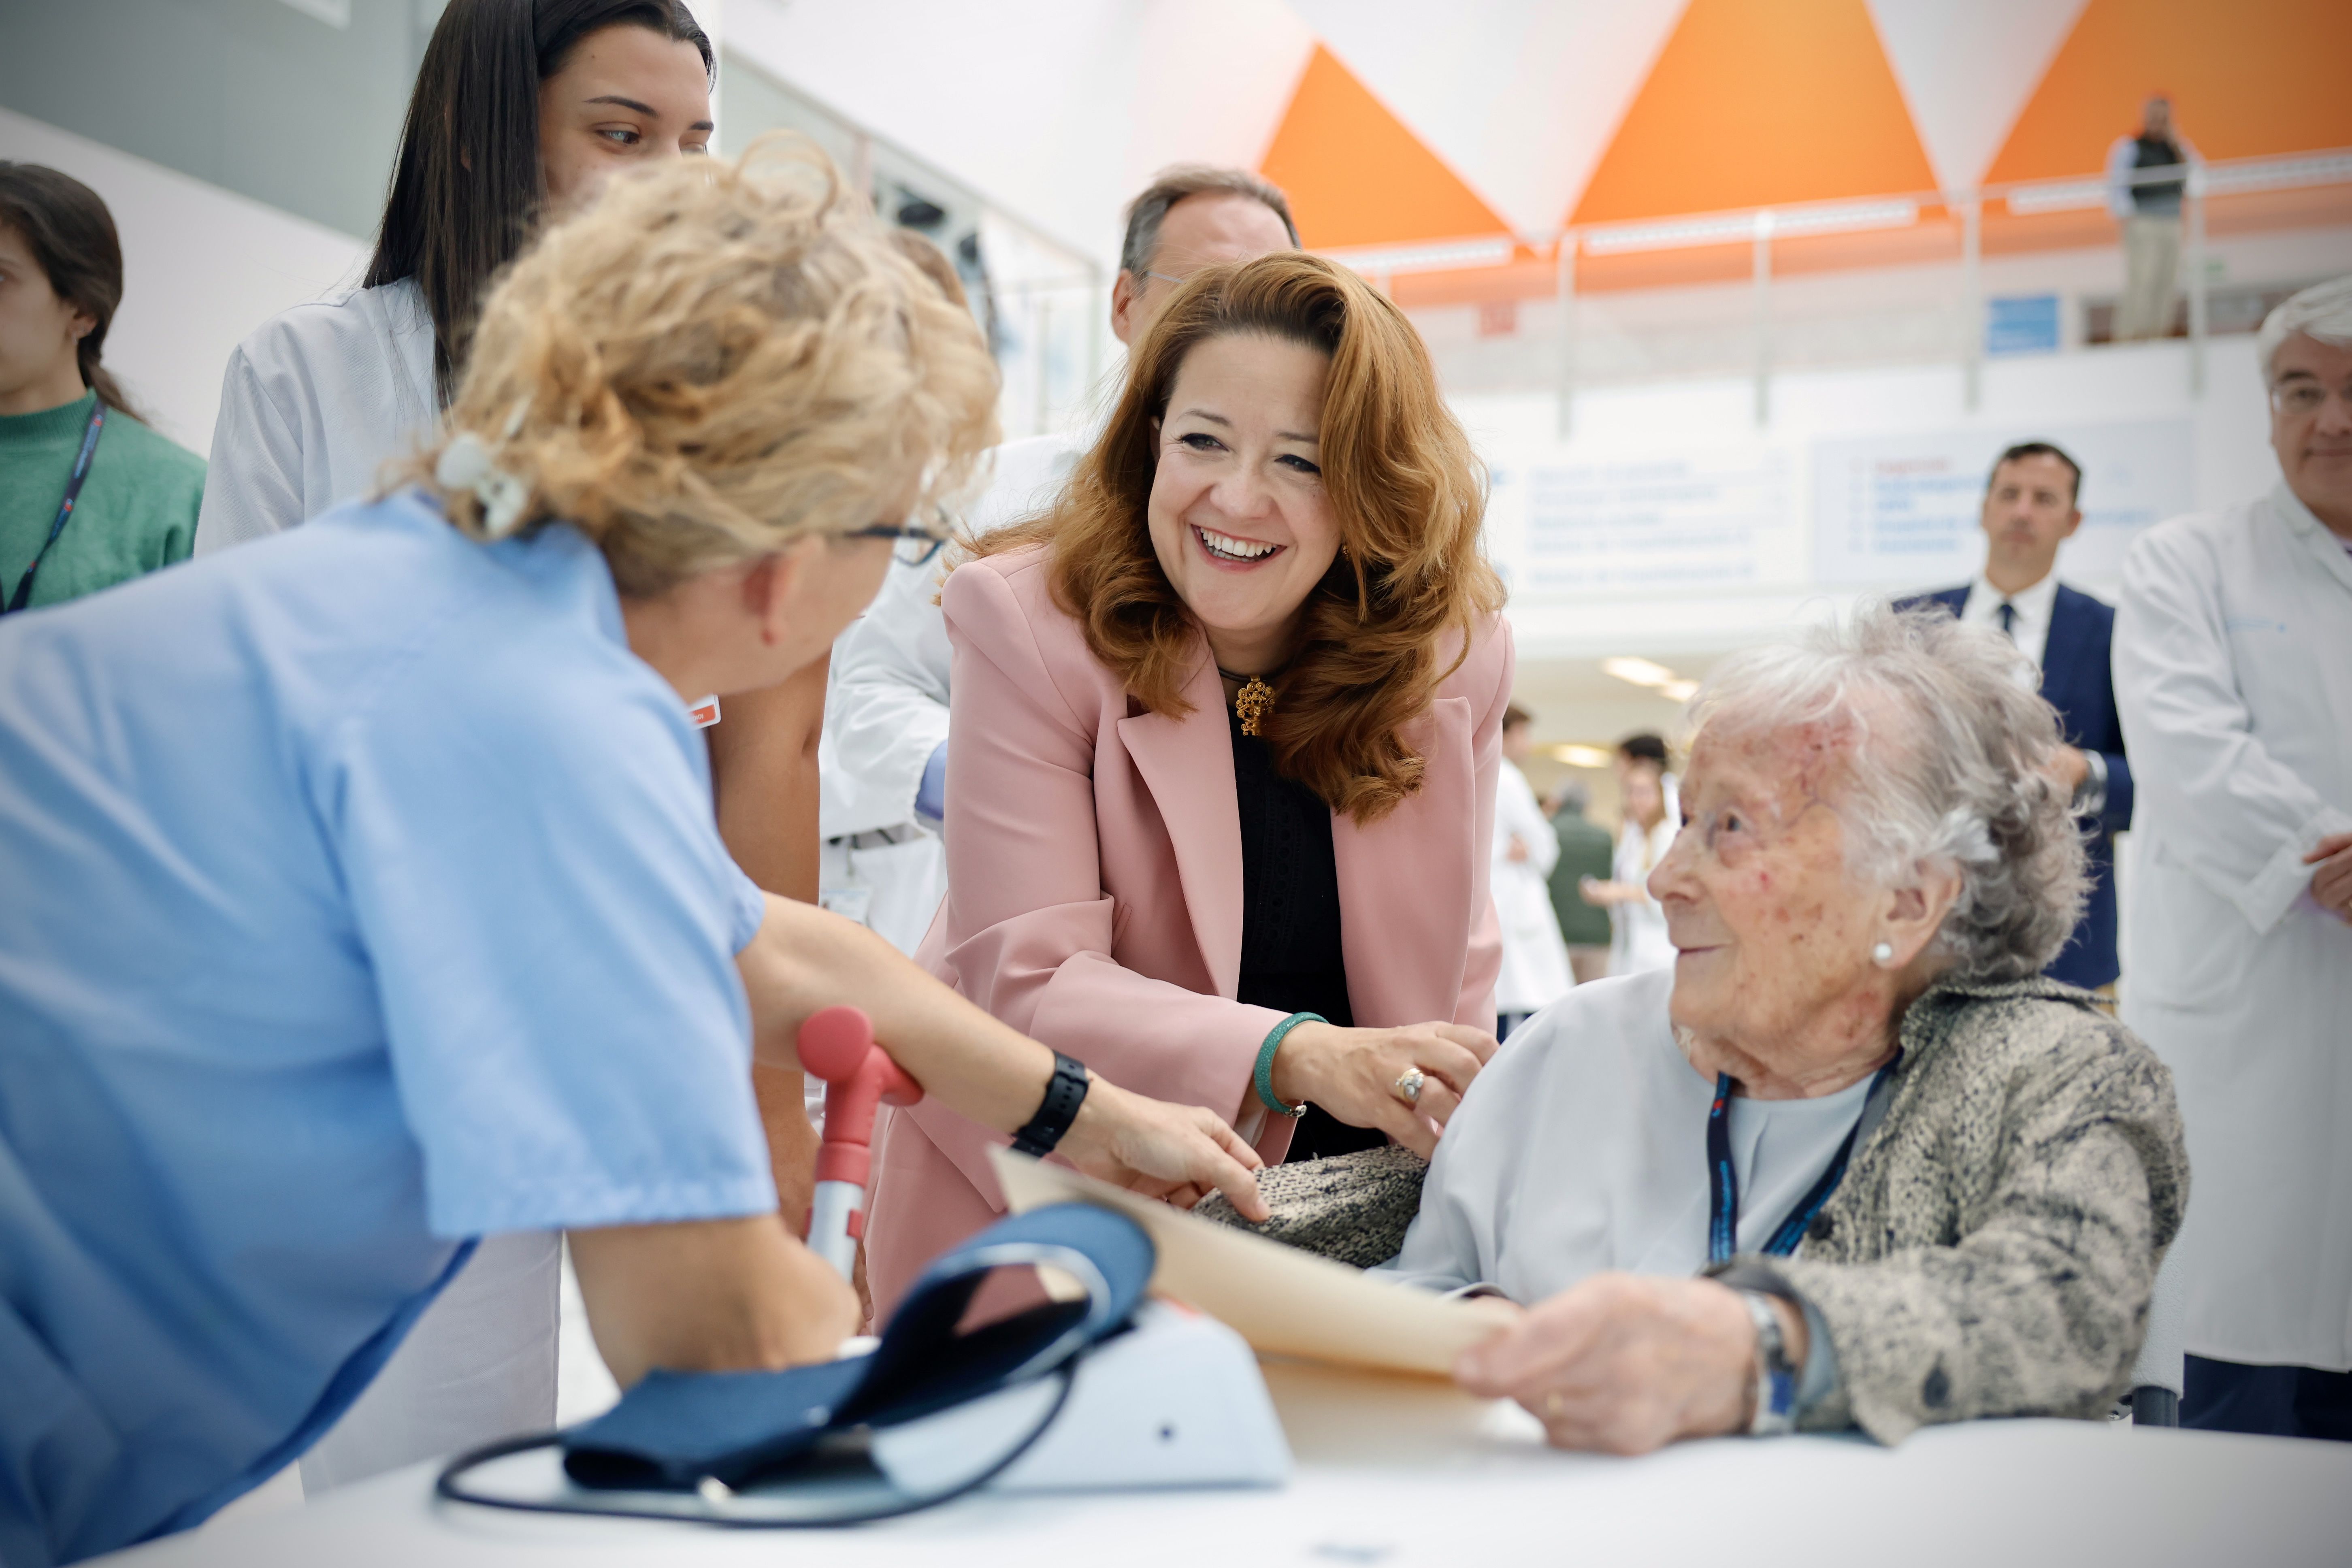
[6,399,106,615]
[1705,1054,1898,1264]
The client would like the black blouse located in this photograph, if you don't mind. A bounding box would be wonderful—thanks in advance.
[1229,708,1387,1162]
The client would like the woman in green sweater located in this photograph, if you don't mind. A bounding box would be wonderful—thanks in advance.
[0,163,202,612]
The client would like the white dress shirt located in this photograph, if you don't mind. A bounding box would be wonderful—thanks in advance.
[1959,569,2060,671]
[2115,482,2352,1370]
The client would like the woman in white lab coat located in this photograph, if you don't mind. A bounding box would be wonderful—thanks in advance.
[2114,279,2352,1438]
[192,0,741,1493]
[1583,754,1681,977]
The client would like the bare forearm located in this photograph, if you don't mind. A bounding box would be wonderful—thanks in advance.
[741,894,1055,1136]
[569,1214,857,1387]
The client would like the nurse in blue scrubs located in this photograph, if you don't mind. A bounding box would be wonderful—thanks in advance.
[0,144,1267,1566]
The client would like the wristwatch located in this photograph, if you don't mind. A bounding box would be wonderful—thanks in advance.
[1010,1052,1090,1158]
[1739,1289,1799,1436]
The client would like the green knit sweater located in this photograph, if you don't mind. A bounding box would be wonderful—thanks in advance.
[2,391,202,610]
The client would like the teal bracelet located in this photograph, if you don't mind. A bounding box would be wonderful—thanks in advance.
[1254,1012,1324,1119]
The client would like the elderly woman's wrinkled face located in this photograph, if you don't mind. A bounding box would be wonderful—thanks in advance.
[1651,724,1893,1066]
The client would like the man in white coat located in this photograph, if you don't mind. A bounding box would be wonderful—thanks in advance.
[2115,274,2352,1440]
[820,167,1298,954]
[1491,705,1572,1036]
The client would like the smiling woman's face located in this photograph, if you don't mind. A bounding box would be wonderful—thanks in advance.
[1146,331,1340,673]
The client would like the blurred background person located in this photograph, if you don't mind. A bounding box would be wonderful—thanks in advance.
[0,164,199,612]
[179,0,850,1497]
[1903,441,2131,1001]
[863,253,1507,1319]
[822,165,1298,957]
[1547,779,1615,986]
[1492,703,1572,1036]
[1583,732,1679,977]
[2115,276,2352,1441]
[2106,94,2197,343]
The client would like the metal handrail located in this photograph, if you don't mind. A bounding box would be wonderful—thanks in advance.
[1317,146,2350,436]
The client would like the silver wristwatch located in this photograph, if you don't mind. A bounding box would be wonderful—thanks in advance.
[1740,1289,1799,1436]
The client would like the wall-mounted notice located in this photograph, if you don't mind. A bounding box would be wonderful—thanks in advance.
[1508,449,1797,597]
[1811,420,2192,588]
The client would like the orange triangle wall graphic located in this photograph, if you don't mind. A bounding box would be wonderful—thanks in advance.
[1986,0,2352,182]
[1570,0,1938,225]
[1259,45,1511,251]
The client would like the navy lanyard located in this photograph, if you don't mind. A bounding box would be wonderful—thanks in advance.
[1706,1054,1898,1264]
[6,399,106,614]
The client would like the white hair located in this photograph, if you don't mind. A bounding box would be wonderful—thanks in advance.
[2257,274,2352,386]
[1686,603,2088,982]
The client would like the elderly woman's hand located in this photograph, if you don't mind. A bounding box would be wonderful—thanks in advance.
[1269,1019,1497,1158]
[1453,1274,1795,1453]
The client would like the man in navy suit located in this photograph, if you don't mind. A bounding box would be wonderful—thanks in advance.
[1902,441,2133,995]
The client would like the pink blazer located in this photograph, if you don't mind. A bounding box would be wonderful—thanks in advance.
[866,544,1510,1303]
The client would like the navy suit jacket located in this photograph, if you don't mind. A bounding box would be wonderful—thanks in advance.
[1900,584,2134,988]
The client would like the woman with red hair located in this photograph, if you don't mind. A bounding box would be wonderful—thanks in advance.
[867,252,1512,1314]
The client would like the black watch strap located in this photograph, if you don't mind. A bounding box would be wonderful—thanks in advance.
[1010,1052,1091,1157]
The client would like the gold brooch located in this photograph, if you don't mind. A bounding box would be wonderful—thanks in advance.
[1220,667,1277,737]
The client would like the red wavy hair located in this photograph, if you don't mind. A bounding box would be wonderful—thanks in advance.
[978,252,1502,824]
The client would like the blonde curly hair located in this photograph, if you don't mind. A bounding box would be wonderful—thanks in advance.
[408,134,1000,597]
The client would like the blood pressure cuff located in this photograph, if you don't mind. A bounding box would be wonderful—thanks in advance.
[560,1202,1153,1492]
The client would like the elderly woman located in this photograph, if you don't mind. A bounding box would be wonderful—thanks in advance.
[1381,605,2187,1449]
[864,253,1511,1317]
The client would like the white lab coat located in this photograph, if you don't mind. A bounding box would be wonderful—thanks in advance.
[196,278,438,552]
[192,275,562,1487]
[1491,759,1572,1015]
[2114,482,2352,1371]
[818,430,1085,954]
[1609,812,1680,978]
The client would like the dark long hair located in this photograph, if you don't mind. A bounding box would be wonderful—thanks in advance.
[365,0,711,401]
[0,162,143,422]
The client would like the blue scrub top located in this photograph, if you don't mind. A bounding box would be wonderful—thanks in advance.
[0,491,776,1566]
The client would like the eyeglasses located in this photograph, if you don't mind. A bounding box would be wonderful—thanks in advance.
[2271,379,2352,418]
[1145,271,1189,288]
[842,521,950,567]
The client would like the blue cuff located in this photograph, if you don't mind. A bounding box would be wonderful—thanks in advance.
[914,741,948,825]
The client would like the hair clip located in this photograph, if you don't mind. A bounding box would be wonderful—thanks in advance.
[435,431,531,540]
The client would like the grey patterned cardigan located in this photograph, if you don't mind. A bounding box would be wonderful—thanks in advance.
[1202,977,2189,1445]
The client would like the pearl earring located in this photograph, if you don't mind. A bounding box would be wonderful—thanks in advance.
[1871,942,1895,966]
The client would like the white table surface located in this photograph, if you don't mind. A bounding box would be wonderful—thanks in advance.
[106,1359,2352,1568]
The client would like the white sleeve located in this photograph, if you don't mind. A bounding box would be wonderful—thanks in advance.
[820,556,955,839]
[2113,524,2352,934]
[195,343,308,556]
[1493,767,1559,879]
[2104,136,2137,221]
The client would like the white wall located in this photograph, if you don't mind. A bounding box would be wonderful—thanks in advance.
[1469,330,2280,665]
[0,107,368,456]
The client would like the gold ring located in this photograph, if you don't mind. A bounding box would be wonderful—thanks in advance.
[1545,1391,1566,1416]
[1393,1067,1426,1105]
